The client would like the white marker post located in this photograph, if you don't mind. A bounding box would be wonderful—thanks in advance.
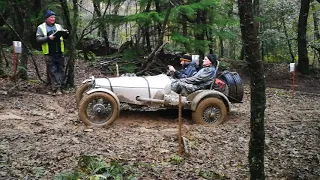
[12,41,22,76]
[115,63,119,77]
[289,63,295,96]
[192,55,200,66]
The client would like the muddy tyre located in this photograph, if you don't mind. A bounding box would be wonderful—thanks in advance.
[78,92,119,127]
[76,82,92,107]
[192,97,227,125]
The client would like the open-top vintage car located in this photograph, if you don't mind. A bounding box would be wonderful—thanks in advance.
[77,61,244,127]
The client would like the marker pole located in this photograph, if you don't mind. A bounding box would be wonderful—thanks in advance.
[292,70,295,96]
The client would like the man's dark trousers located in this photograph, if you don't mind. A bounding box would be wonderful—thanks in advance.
[45,55,65,91]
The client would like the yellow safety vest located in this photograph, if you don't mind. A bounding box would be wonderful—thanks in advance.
[39,22,65,54]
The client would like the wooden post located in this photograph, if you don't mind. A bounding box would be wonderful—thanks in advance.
[178,94,183,155]
[12,52,17,76]
[290,63,295,96]
[116,63,119,77]
[292,71,295,96]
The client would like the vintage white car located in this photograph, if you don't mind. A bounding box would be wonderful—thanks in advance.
[76,70,244,127]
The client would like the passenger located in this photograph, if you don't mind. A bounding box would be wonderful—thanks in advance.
[171,54,217,95]
[168,54,197,79]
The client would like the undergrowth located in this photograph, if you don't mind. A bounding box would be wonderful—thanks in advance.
[55,155,139,180]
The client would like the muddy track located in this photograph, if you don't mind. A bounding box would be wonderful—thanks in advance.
[1,84,320,179]
[1,58,320,179]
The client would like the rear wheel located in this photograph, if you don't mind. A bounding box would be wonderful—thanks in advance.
[78,92,119,127]
[192,97,227,125]
[76,82,92,107]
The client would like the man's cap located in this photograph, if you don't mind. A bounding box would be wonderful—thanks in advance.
[180,54,192,62]
[206,54,217,64]
[45,9,56,18]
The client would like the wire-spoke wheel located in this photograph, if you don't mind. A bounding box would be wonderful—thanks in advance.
[76,82,93,107]
[192,97,227,125]
[78,92,119,127]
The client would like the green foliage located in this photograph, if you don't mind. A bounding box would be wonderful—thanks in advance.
[192,39,211,54]
[95,15,127,26]
[171,33,191,44]
[218,61,231,71]
[55,171,84,180]
[264,54,292,64]
[55,155,139,180]
[198,170,227,179]
[33,167,46,178]
[169,153,184,165]
[126,11,163,25]
[122,48,142,61]
[121,63,137,73]
[176,5,196,17]
[17,65,27,72]
[177,0,220,13]
[85,51,97,62]
[77,50,97,62]
[164,43,186,53]
[0,1,8,11]
[170,32,211,53]
[30,50,45,56]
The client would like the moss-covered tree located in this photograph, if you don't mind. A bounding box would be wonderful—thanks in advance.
[238,0,266,179]
[297,0,311,74]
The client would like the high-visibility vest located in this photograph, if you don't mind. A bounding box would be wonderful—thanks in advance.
[39,22,65,54]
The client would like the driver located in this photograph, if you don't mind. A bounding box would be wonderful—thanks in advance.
[171,54,217,95]
[168,54,198,79]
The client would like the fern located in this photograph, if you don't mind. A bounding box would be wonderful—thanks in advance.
[55,155,140,180]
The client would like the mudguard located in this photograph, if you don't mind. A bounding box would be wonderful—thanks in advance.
[81,76,95,84]
[85,88,120,115]
[190,90,231,112]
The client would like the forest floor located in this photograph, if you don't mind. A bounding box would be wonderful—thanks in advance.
[0,56,320,179]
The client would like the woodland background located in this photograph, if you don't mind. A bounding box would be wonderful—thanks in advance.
[0,0,320,84]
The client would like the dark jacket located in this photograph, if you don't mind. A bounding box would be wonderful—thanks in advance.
[173,62,198,79]
[171,65,216,95]
[180,65,216,89]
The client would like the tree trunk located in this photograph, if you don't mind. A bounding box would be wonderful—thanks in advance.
[240,45,244,60]
[219,36,224,58]
[297,0,311,74]
[0,43,3,75]
[281,16,295,62]
[260,22,265,61]
[19,6,33,80]
[62,0,79,87]
[138,7,171,73]
[93,0,110,54]
[313,6,320,67]
[253,0,261,60]
[181,15,189,52]
[144,2,152,53]
[207,29,214,54]
[238,0,266,180]
[195,10,206,56]
[144,26,152,53]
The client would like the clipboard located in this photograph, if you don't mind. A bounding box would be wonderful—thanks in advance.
[52,30,69,38]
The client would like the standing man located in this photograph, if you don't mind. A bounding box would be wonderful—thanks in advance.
[168,54,198,79]
[36,9,69,95]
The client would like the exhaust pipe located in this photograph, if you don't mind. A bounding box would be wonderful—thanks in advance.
[136,96,165,103]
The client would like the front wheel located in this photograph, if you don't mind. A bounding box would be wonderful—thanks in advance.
[76,82,93,107]
[78,92,119,127]
[192,97,227,125]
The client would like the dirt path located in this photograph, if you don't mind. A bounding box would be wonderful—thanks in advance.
[1,84,319,179]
